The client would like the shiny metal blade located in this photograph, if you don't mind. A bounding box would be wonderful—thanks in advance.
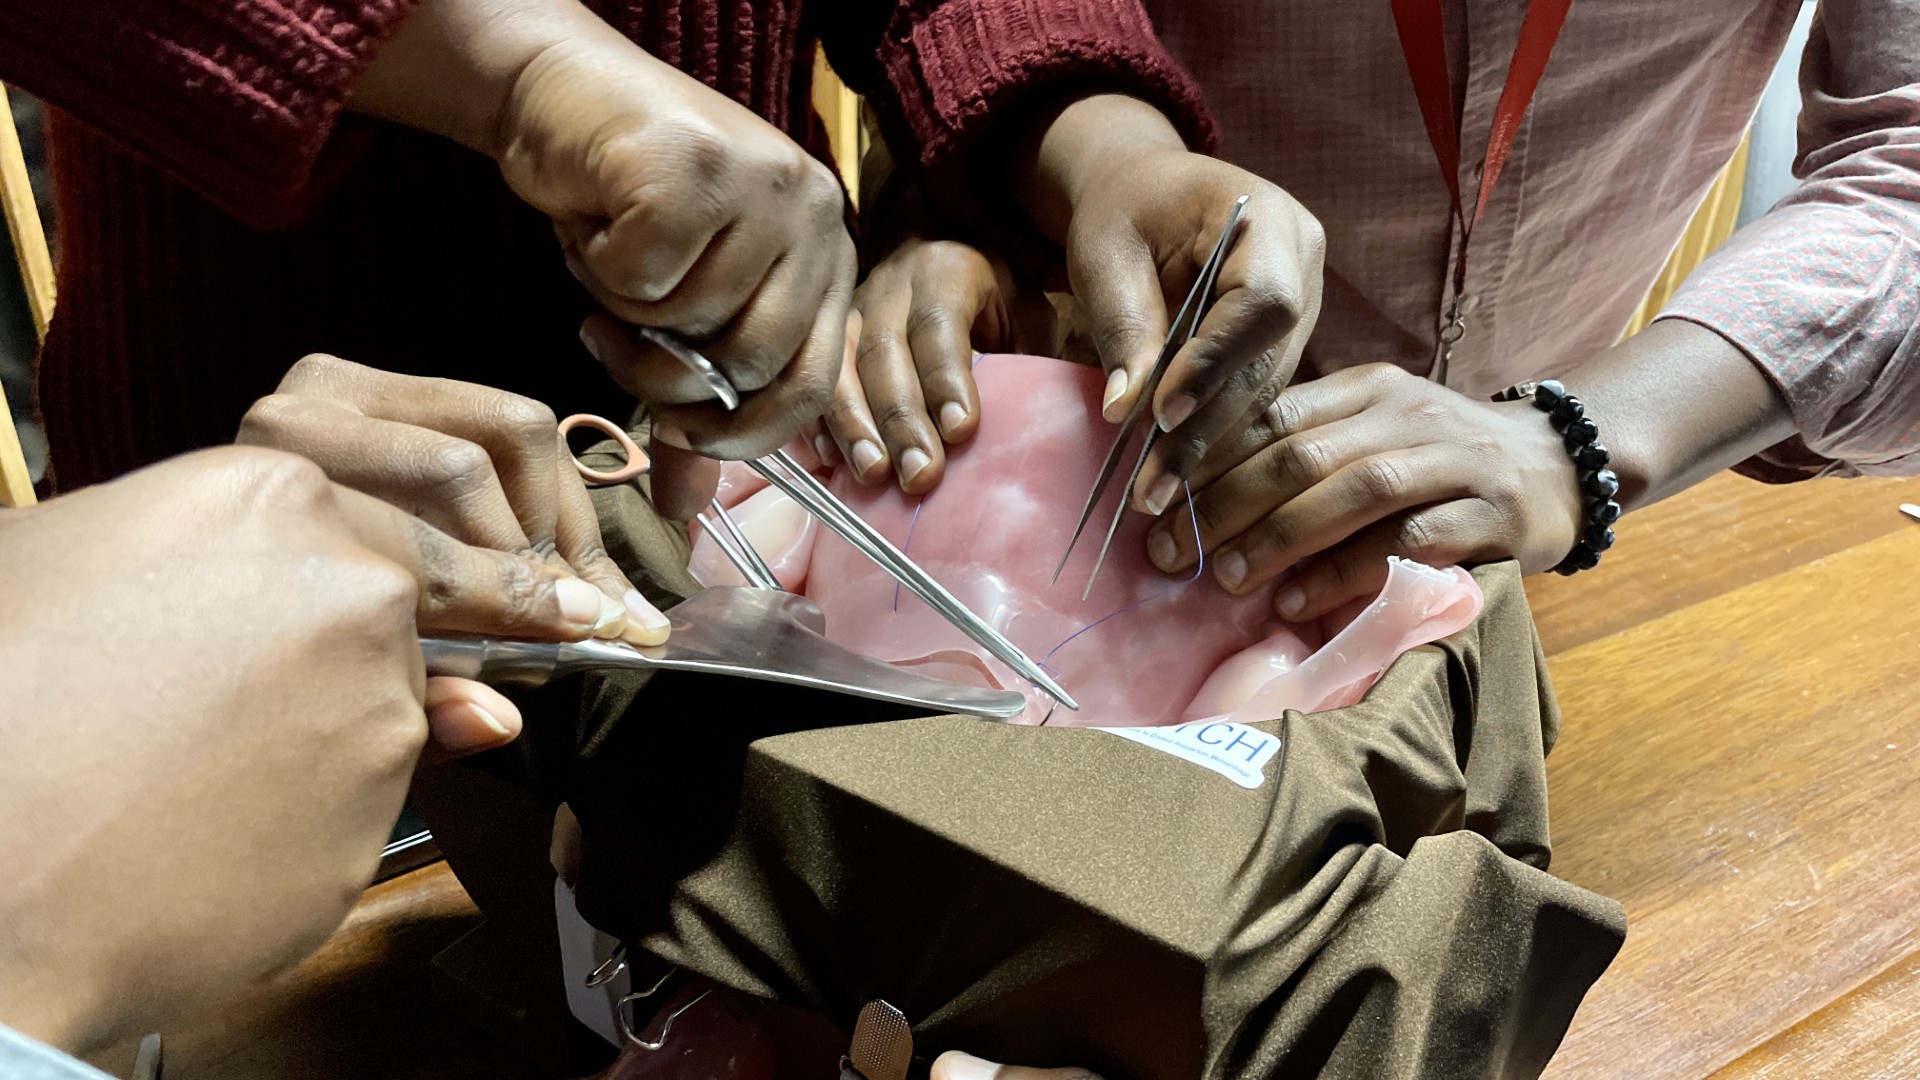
[751,452,1078,710]
[423,588,1029,720]
[708,497,780,589]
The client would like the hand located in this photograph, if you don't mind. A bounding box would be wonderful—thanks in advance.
[931,1052,1101,1080]
[1013,95,1325,515]
[238,354,670,646]
[826,236,1054,492]
[351,0,854,461]
[0,448,579,1052]
[1145,364,1585,621]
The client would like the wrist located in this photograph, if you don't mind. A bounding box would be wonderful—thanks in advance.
[345,0,615,158]
[1010,93,1187,243]
[1556,319,1796,511]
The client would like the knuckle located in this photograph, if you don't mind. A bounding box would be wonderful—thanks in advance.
[874,400,926,437]
[236,393,304,444]
[1352,455,1409,504]
[855,328,909,372]
[1480,473,1527,521]
[238,449,333,510]
[281,351,348,390]
[1258,511,1303,553]
[492,554,549,627]
[1269,435,1330,486]
[422,439,496,495]
[494,394,558,437]
[1298,209,1328,263]
[1394,512,1444,559]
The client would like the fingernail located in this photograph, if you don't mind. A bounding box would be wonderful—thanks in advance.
[652,420,688,450]
[813,434,841,467]
[935,1053,1002,1080]
[1144,474,1180,516]
[556,577,605,628]
[1102,369,1131,420]
[899,447,933,485]
[462,701,515,739]
[1277,586,1307,619]
[592,591,628,639]
[1157,393,1197,433]
[1148,529,1178,570]
[578,325,606,364]
[1217,550,1248,591]
[622,589,671,646]
[938,402,968,439]
[851,439,886,478]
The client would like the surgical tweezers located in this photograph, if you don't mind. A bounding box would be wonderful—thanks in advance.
[646,331,1079,711]
[1053,195,1250,600]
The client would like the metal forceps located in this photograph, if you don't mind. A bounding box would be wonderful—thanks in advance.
[1053,194,1249,599]
[561,338,1079,711]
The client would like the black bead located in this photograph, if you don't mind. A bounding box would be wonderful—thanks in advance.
[1569,545,1602,571]
[1562,417,1599,450]
[1583,468,1620,499]
[1574,441,1611,472]
[1551,396,1585,425]
[1588,499,1623,526]
[1584,523,1617,552]
[1533,380,1567,407]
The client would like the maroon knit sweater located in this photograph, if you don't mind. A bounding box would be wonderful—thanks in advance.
[0,0,1212,491]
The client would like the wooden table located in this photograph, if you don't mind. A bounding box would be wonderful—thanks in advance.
[85,472,1920,1079]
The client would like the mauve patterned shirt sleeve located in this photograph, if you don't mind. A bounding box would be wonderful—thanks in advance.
[1659,0,1920,478]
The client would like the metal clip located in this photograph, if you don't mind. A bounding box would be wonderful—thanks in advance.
[615,968,712,1052]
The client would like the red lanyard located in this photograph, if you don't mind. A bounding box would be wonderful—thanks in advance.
[1389,0,1573,363]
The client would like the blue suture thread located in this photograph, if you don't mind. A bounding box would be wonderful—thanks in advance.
[892,500,925,613]
[1034,482,1204,726]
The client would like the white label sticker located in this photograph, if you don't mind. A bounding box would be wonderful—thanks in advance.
[1096,720,1282,789]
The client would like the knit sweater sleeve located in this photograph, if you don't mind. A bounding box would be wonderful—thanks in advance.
[0,0,420,227]
[819,0,1216,271]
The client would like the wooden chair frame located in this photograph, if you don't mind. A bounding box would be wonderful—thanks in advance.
[1,82,51,506]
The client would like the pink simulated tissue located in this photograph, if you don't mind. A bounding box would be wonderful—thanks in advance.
[688,354,1483,727]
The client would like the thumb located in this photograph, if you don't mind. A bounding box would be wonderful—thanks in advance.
[1066,223,1170,423]
[420,677,525,766]
[931,1051,1105,1080]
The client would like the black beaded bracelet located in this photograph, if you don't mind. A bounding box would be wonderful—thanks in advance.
[1492,379,1621,576]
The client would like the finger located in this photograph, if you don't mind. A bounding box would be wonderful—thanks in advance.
[804,418,843,468]
[573,192,730,306]
[271,355,568,551]
[240,397,536,554]
[826,305,891,483]
[907,244,995,444]
[1132,342,1282,513]
[550,443,671,647]
[420,677,525,766]
[696,246,832,394]
[329,485,623,640]
[580,314,731,407]
[647,440,723,522]
[857,304,945,493]
[931,1051,1104,1080]
[588,220,784,347]
[1151,213,1314,432]
[1213,443,1478,595]
[1137,258,1324,503]
[1273,502,1487,622]
[1065,222,1170,423]
[1146,399,1388,574]
[653,237,854,460]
